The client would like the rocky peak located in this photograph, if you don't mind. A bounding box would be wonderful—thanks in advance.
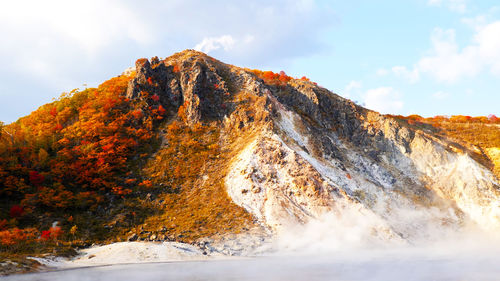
[125,50,240,124]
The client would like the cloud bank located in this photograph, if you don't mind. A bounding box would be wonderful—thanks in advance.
[0,0,337,123]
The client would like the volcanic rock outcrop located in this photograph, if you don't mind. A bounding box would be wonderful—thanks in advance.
[126,50,500,244]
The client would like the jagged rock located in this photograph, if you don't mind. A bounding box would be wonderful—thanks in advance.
[126,57,181,109]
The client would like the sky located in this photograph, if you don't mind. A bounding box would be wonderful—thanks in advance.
[0,0,499,123]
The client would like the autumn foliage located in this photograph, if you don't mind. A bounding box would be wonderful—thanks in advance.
[9,205,24,218]
[250,70,292,86]
[389,113,500,179]
[0,72,167,249]
[388,114,500,125]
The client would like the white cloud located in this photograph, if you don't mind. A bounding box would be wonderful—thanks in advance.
[432,91,450,100]
[475,21,500,75]
[194,35,236,53]
[461,15,488,28]
[363,87,404,114]
[0,0,152,55]
[416,28,479,82]
[343,80,362,98]
[0,0,338,122]
[389,21,500,84]
[376,68,389,76]
[345,80,362,91]
[391,66,420,83]
[428,0,467,13]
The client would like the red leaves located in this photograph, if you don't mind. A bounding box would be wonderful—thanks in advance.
[40,230,51,240]
[263,71,275,81]
[252,70,291,86]
[29,171,44,186]
[151,94,160,102]
[147,77,154,85]
[101,143,113,152]
[9,205,24,218]
[39,227,63,241]
[172,64,180,73]
[125,178,136,184]
[158,105,166,115]
[49,226,62,239]
[112,186,132,196]
[96,157,105,166]
[54,124,63,131]
[214,84,219,89]
[132,109,143,119]
[139,180,152,188]
[49,107,57,117]
[278,71,290,83]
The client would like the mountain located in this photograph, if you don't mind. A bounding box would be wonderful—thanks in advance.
[1,50,499,272]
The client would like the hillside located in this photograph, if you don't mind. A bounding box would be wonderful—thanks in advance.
[386,114,500,179]
[1,50,499,274]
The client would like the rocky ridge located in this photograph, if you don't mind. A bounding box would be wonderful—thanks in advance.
[124,50,500,249]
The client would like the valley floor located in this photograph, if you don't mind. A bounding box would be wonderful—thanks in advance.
[6,243,500,281]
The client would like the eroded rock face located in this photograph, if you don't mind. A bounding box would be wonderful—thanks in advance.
[126,54,232,124]
[126,57,181,107]
[226,133,336,230]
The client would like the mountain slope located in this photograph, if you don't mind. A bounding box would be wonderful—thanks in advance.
[1,50,500,267]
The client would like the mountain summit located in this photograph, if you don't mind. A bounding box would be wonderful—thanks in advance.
[1,50,499,270]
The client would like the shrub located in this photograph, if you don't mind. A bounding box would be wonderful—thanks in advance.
[9,205,24,218]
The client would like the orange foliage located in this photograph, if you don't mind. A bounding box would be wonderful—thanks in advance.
[139,180,152,188]
[0,228,37,246]
[0,73,159,223]
[389,114,500,125]
[125,178,137,184]
[49,226,62,239]
[158,105,166,115]
[49,107,57,117]
[250,69,292,86]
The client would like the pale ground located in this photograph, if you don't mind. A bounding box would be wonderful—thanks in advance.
[30,242,208,268]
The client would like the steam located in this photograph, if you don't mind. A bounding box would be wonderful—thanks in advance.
[272,193,500,256]
[9,244,500,281]
[10,201,500,280]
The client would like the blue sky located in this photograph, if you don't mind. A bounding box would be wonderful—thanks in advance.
[0,0,498,123]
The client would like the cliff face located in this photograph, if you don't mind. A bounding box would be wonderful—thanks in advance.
[125,50,500,245]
